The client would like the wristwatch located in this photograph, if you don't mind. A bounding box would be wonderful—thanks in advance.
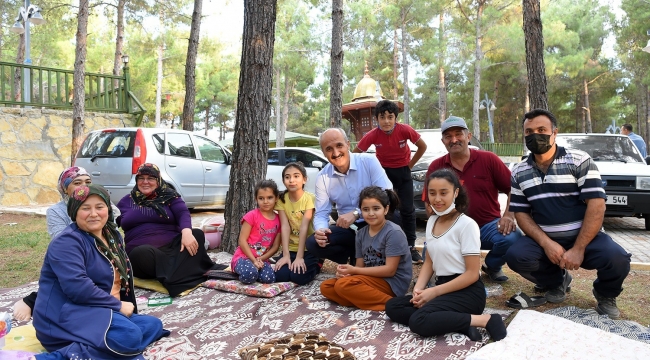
[352,209,360,219]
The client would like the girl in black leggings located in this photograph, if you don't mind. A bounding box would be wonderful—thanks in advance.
[385,169,507,341]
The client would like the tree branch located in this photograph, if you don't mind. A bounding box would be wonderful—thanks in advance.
[587,71,609,85]
[456,0,473,24]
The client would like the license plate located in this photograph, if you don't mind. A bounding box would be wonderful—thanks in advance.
[605,195,627,205]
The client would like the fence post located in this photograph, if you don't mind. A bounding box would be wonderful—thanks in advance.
[123,64,131,112]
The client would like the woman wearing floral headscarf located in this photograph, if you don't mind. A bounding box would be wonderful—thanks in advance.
[14,166,105,321]
[116,163,218,297]
[32,184,169,360]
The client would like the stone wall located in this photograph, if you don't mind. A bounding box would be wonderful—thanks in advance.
[0,108,136,206]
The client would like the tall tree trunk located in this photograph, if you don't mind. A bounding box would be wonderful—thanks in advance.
[329,0,344,128]
[438,12,447,124]
[112,0,126,76]
[71,0,90,165]
[182,0,203,131]
[523,0,548,110]
[493,81,499,142]
[204,104,210,136]
[14,33,25,102]
[583,78,592,133]
[222,0,277,254]
[275,67,282,145]
[280,71,292,147]
[392,28,399,99]
[471,3,485,141]
[155,43,164,127]
[646,85,650,145]
[400,9,410,125]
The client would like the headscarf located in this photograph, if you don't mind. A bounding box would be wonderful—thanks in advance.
[68,184,131,294]
[130,163,180,218]
[57,166,90,202]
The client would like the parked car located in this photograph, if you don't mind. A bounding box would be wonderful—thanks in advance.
[554,133,650,230]
[266,147,328,193]
[74,128,232,208]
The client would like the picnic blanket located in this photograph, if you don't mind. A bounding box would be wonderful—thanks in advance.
[0,252,511,359]
[466,309,650,360]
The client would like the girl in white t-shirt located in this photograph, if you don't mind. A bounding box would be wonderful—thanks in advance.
[385,168,507,341]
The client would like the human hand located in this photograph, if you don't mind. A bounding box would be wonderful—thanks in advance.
[425,203,434,217]
[291,257,306,274]
[542,240,565,265]
[497,216,517,235]
[275,256,291,271]
[336,264,355,276]
[560,247,584,271]
[253,258,265,269]
[13,299,32,321]
[119,301,134,317]
[180,229,199,256]
[335,212,357,229]
[314,228,331,248]
[410,288,436,308]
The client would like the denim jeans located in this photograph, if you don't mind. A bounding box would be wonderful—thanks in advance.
[480,218,521,270]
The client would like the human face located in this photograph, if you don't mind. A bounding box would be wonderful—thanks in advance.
[320,129,350,173]
[620,126,629,135]
[256,187,277,212]
[75,194,109,238]
[523,115,557,152]
[360,197,388,227]
[66,175,92,197]
[377,111,397,133]
[427,178,458,213]
[441,128,471,157]
[283,166,306,193]
[136,175,158,196]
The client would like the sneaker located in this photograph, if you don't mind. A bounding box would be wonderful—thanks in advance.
[545,270,572,303]
[481,264,509,283]
[593,288,620,319]
[410,247,423,264]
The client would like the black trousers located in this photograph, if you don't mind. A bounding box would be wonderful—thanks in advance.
[305,222,367,264]
[384,166,416,246]
[385,275,486,337]
[128,228,215,297]
[504,231,631,298]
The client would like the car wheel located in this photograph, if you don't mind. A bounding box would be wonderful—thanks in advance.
[645,215,650,231]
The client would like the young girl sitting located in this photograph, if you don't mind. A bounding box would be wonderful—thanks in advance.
[385,169,507,341]
[274,162,321,285]
[231,179,282,284]
[320,186,412,311]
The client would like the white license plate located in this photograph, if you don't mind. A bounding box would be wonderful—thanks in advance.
[605,195,627,205]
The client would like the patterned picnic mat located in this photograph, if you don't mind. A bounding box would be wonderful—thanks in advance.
[0,252,512,360]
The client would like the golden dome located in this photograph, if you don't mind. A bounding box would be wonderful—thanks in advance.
[352,61,384,102]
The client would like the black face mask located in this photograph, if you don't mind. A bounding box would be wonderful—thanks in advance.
[525,133,553,155]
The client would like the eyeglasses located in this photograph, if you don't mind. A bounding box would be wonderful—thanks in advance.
[137,176,158,183]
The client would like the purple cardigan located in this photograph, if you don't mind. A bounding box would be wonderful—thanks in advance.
[116,195,193,253]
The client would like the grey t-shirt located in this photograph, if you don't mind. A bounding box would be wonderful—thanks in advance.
[355,220,412,296]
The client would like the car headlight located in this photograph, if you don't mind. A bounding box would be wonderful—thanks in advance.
[412,170,427,182]
[636,177,650,190]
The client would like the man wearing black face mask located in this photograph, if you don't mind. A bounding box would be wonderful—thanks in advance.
[505,109,631,319]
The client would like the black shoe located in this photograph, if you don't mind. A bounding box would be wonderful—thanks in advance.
[410,247,423,264]
[545,270,572,303]
[593,288,621,319]
[481,265,509,283]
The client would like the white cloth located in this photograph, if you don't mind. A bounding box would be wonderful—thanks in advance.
[467,310,650,360]
[425,213,480,276]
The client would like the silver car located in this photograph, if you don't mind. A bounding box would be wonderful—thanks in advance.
[74,128,231,208]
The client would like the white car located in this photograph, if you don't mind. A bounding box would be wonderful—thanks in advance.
[555,133,650,230]
[266,147,328,193]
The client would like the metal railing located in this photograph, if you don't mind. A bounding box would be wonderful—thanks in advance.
[0,61,145,124]
[481,142,525,157]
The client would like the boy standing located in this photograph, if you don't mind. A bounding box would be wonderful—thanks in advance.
[353,100,427,263]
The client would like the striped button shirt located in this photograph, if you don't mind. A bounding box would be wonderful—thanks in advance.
[510,146,606,241]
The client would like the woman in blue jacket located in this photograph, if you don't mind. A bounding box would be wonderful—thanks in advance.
[33,184,169,360]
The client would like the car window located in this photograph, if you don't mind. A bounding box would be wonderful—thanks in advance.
[194,136,225,163]
[556,135,644,163]
[268,150,280,165]
[77,130,134,158]
[152,133,165,154]
[167,133,196,159]
[284,149,323,168]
